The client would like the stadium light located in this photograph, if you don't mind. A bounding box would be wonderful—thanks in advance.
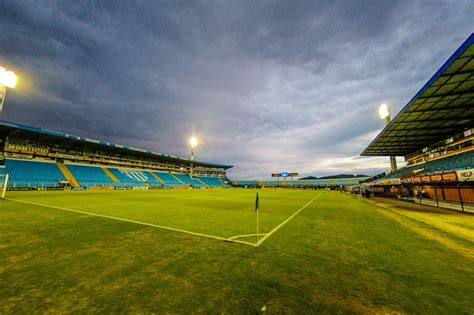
[378,104,397,172]
[190,136,198,149]
[189,136,198,160]
[189,136,198,178]
[0,67,18,114]
[0,67,17,88]
[378,104,390,120]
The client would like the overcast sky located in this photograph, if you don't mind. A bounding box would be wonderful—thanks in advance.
[0,1,472,179]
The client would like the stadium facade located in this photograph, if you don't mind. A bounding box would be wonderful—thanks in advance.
[0,121,232,189]
[231,177,367,189]
[361,33,473,208]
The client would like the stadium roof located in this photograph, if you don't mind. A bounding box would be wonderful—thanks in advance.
[0,121,233,169]
[362,33,474,157]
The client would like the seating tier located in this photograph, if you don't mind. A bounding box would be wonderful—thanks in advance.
[4,159,65,188]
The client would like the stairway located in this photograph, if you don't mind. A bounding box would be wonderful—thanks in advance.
[102,167,120,183]
[57,163,80,188]
[170,173,186,185]
[195,177,210,188]
[149,172,166,184]
[326,179,337,188]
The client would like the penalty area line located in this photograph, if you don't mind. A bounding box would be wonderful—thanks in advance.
[228,233,267,240]
[257,192,324,246]
[4,198,257,247]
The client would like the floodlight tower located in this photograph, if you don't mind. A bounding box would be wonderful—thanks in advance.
[189,136,198,178]
[0,67,18,114]
[379,104,397,172]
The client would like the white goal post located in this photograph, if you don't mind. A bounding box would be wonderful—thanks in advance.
[0,174,9,198]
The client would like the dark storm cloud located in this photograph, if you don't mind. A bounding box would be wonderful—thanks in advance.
[0,0,472,178]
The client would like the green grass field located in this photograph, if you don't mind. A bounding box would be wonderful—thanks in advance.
[1,189,473,313]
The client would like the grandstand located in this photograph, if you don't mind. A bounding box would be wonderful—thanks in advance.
[0,121,232,190]
[0,120,366,191]
[4,159,66,188]
[231,177,367,188]
[199,176,228,188]
[361,33,473,209]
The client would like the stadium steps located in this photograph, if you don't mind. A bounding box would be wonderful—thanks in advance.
[170,173,186,185]
[149,172,166,184]
[195,177,210,188]
[57,163,80,188]
[102,167,120,183]
[326,179,336,187]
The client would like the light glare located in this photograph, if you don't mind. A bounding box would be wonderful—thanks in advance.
[379,104,390,119]
[0,67,17,88]
[190,136,198,148]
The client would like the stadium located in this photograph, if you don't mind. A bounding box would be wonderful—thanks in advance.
[360,33,474,212]
[0,4,473,314]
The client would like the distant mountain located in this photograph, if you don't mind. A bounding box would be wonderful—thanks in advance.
[319,174,369,179]
[298,176,318,180]
[299,174,368,180]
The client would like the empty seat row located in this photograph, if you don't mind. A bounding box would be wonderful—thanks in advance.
[66,164,116,188]
[2,159,228,189]
[4,159,65,188]
[384,150,473,180]
[174,174,206,188]
[198,176,225,187]
[153,172,184,187]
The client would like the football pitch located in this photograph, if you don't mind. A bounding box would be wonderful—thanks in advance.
[1,189,473,313]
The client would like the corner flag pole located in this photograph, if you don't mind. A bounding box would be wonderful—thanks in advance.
[257,208,259,246]
[256,192,260,247]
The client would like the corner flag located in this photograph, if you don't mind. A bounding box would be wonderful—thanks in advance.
[255,192,260,212]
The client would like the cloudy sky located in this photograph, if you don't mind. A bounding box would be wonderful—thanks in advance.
[0,1,472,179]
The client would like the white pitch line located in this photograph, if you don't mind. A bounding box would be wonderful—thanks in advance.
[4,198,257,247]
[257,192,324,246]
[228,233,267,240]
[69,201,148,209]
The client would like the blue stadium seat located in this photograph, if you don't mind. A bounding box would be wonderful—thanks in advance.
[262,180,282,187]
[153,172,185,188]
[197,176,225,187]
[108,168,152,188]
[174,174,206,188]
[333,178,362,185]
[67,164,116,188]
[233,180,259,187]
[383,150,474,180]
[4,159,66,188]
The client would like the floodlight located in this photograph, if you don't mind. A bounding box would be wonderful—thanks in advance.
[190,136,198,148]
[0,67,17,88]
[378,104,390,120]
[377,103,398,172]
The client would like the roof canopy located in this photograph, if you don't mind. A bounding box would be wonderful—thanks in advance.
[0,121,233,169]
[362,33,474,157]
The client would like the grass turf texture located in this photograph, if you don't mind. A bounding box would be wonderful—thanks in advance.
[0,189,473,313]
